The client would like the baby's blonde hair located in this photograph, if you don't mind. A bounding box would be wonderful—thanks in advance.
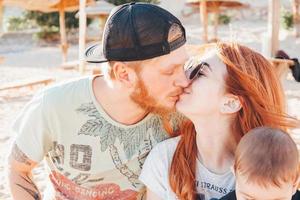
[234,126,299,188]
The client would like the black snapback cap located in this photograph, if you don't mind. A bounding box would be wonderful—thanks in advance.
[85,2,186,63]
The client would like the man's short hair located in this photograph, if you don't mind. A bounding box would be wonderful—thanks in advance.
[234,126,299,187]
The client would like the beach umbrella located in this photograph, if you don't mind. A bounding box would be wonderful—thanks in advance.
[186,0,247,42]
[0,0,94,63]
[0,1,3,36]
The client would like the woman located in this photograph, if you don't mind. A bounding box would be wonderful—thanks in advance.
[139,42,299,200]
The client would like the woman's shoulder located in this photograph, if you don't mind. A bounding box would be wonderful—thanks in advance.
[149,136,181,162]
[144,136,180,171]
[153,136,181,151]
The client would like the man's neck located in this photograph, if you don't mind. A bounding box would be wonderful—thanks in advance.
[92,76,149,125]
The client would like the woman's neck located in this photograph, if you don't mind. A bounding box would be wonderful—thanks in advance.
[193,116,237,174]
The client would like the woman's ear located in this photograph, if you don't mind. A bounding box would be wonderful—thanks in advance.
[220,94,242,114]
[112,62,137,88]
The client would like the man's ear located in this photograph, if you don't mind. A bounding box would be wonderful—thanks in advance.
[112,62,137,87]
[220,94,242,114]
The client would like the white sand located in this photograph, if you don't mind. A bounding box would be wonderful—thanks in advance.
[1,3,300,199]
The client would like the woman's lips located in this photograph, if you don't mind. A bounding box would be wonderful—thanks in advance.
[182,89,191,94]
[169,95,179,101]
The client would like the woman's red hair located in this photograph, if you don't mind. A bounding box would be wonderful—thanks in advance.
[169,42,300,200]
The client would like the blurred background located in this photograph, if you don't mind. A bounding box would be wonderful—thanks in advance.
[0,0,300,199]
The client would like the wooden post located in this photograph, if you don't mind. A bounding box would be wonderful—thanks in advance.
[200,0,208,43]
[267,0,280,57]
[0,0,3,64]
[0,0,3,36]
[79,0,87,74]
[212,3,220,41]
[99,14,108,32]
[293,0,300,37]
[270,58,295,81]
[59,0,68,63]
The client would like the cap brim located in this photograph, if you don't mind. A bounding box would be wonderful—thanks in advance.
[85,43,108,63]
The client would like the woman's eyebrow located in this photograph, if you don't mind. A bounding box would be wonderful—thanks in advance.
[201,62,212,73]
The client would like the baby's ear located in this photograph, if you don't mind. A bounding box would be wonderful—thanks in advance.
[220,94,242,114]
[292,176,300,194]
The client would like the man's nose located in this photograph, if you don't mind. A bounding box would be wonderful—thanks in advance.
[174,68,190,88]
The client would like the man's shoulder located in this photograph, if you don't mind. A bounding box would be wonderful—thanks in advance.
[45,76,91,94]
[41,76,92,102]
[143,136,181,172]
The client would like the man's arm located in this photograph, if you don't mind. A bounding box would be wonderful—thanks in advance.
[7,143,42,200]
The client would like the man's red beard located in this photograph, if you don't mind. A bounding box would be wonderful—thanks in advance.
[130,78,175,118]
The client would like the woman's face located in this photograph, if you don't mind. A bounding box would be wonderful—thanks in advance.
[176,50,228,118]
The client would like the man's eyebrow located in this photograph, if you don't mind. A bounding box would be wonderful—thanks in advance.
[165,63,182,70]
[173,63,184,67]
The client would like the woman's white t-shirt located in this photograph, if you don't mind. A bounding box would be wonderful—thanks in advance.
[139,136,235,200]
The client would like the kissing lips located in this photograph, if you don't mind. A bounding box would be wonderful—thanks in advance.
[182,89,191,94]
[169,95,179,101]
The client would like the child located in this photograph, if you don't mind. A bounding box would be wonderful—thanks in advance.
[221,126,300,200]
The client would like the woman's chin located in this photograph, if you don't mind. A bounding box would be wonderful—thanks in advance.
[175,99,185,114]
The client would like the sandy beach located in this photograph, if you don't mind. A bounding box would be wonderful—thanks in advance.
[1,2,300,199]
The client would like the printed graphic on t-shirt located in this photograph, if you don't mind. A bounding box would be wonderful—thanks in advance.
[76,102,168,185]
[50,171,139,200]
[47,102,170,200]
[195,180,233,200]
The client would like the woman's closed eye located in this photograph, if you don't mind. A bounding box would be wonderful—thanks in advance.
[195,71,205,78]
[191,63,209,79]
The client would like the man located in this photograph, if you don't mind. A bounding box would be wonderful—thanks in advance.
[8,2,189,200]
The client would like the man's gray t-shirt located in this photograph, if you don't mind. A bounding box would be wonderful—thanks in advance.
[12,76,179,200]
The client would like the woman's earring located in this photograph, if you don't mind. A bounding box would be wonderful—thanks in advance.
[221,98,241,113]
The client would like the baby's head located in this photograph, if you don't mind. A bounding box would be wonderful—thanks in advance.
[234,127,299,200]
